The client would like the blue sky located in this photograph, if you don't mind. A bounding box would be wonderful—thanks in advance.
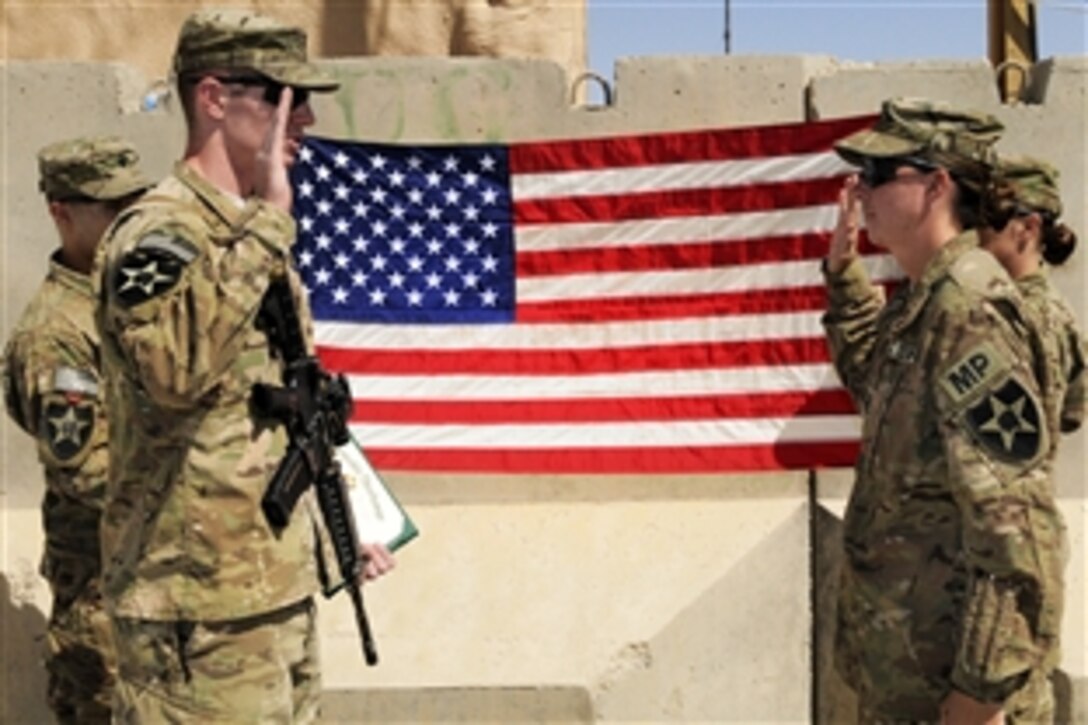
[589,1,1087,76]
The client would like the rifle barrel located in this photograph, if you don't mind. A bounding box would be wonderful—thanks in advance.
[350,583,379,666]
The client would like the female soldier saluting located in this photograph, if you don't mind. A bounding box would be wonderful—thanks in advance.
[823,99,1063,724]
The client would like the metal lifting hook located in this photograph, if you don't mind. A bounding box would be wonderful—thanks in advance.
[570,71,613,109]
[993,59,1032,105]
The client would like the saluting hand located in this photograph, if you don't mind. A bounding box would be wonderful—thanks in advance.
[826,174,861,274]
[254,85,294,213]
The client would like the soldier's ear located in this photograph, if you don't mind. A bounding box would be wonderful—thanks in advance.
[1016,213,1045,255]
[46,200,72,230]
[1021,211,1043,238]
[928,167,954,198]
[195,76,229,122]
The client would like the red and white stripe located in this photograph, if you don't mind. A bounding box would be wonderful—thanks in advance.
[315,116,896,473]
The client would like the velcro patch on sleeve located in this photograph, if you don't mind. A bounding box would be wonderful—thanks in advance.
[136,231,198,263]
[112,231,196,307]
[940,342,1045,463]
[938,342,1009,407]
[38,392,96,466]
[52,366,98,397]
[964,378,1043,462]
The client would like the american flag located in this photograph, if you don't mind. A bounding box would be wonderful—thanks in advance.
[290,116,899,474]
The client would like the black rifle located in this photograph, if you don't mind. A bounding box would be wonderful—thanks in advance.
[252,267,378,666]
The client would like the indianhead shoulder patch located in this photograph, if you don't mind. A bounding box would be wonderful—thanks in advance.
[938,342,1043,463]
[112,231,198,307]
[37,366,99,467]
[964,377,1043,462]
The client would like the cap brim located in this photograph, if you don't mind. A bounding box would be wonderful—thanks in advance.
[259,62,340,92]
[833,128,925,167]
[82,173,154,201]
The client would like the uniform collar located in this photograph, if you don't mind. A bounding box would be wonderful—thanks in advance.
[1016,270,1048,293]
[889,230,979,332]
[173,161,250,228]
[916,230,979,290]
[47,250,93,296]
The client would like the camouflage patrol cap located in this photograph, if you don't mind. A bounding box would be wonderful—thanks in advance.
[835,98,1004,175]
[173,8,339,91]
[37,136,152,201]
[996,154,1062,217]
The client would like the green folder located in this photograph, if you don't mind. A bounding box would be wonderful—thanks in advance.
[336,433,419,552]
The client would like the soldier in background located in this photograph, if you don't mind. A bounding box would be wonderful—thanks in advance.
[980,155,1085,438]
[822,99,1063,723]
[92,9,394,722]
[2,137,151,723]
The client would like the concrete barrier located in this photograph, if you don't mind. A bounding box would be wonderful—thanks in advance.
[1,54,1084,722]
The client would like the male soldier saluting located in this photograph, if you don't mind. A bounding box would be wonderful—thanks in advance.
[824,100,1064,723]
[93,9,394,722]
[3,137,151,723]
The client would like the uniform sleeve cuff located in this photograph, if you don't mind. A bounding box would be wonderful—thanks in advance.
[822,255,863,282]
[823,256,875,300]
[949,668,1030,705]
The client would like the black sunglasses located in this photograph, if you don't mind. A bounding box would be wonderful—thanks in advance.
[213,75,310,109]
[858,157,937,189]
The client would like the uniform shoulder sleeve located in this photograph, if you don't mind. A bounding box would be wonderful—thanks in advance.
[935,337,1046,468]
[947,247,1021,300]
[98,195,292,409]
[932,270,1048,482]
[1051,297,1086,434]
[103,205,204,311]
[3,333,37,433]
[1061,332,1086,434]
[3,324,101,468]
[928,283,1059,703]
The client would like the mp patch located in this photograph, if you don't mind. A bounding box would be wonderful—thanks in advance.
[38,391,96,466]
[938,341,1010,406]
[112,232,197,307]
[965,377,1043,462]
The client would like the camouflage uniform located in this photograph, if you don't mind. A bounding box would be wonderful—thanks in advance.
[1018,272,1086,439]
[91,10,339,723]
[2,137,150,724]
[991,156,1086,439]
[824,101,1063,722]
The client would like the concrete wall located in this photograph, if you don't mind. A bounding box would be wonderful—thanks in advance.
[809,57,1088,723]
[0,1,587,86]
[1,54,1085,723]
